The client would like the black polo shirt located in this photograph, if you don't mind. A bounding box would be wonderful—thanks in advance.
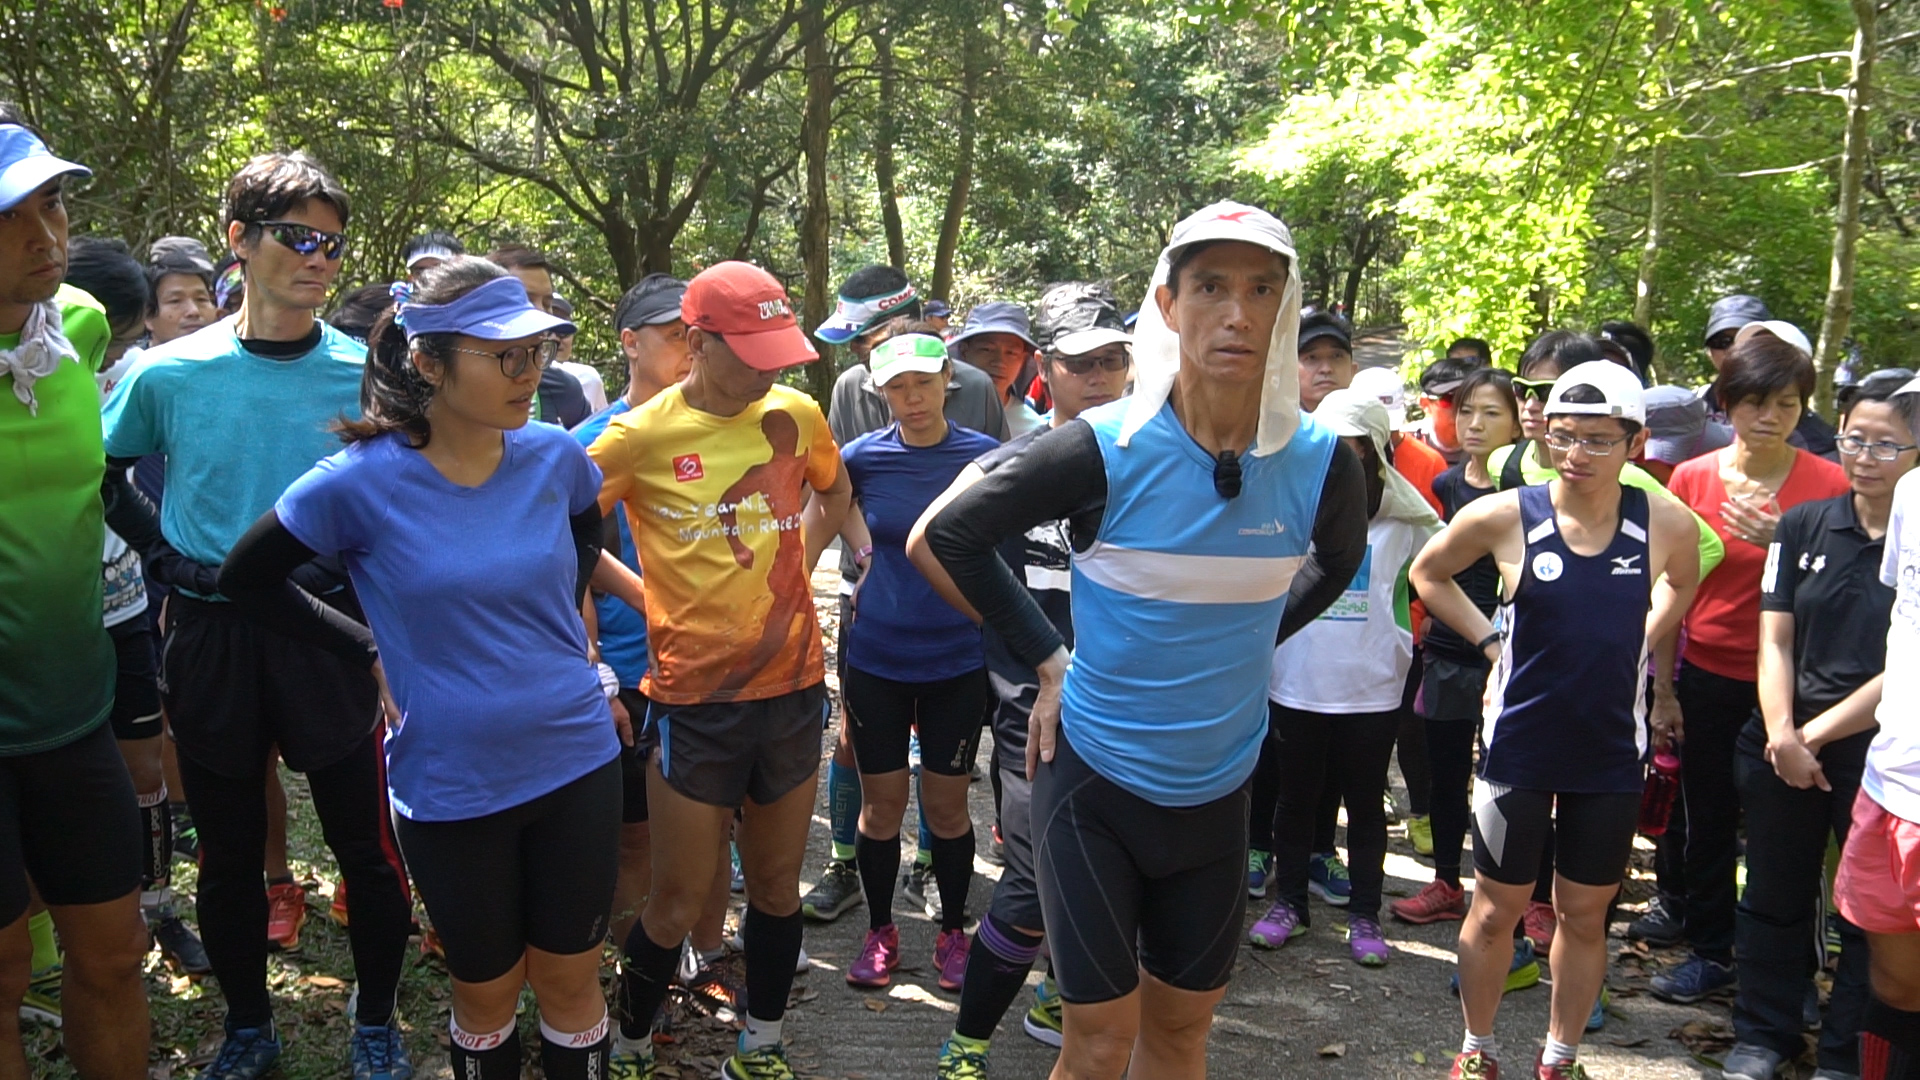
[1760,492,1895,725]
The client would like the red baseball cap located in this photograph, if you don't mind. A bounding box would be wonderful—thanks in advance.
[681,261,819,372]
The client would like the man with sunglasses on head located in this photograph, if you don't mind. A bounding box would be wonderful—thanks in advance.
[102,152,414,1080]
[1699,295,1838,461]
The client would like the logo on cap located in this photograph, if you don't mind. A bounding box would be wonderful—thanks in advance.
[1213,210,1254,223]
[673,455,705,483]
[757,298,791,321]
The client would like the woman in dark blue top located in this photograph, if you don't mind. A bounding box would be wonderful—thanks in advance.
[835,332,1000,994]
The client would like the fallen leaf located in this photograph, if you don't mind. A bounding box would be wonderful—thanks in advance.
[303,975,346,989]
[862,999,887,1012]
[1317,1042,1347,1057]
[1412,1051,1427,1065]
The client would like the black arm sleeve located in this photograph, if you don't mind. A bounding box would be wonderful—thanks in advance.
[101,459,164,555]
[571,503,603,609]
[1274,439,1370,645]
[925,421,1108,669]
[216,510,379,668]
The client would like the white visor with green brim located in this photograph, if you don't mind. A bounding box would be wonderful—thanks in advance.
[870,333,949,386]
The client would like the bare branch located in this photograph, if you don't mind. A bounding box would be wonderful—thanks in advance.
[1724,156,1840,178]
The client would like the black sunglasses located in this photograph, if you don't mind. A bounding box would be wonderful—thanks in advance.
[1051,353,1131,376]
[257,220,347,261]
[1705,332,1737,351]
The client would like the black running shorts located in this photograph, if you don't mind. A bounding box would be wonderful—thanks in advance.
[841,665,988,778]
[394,756,623,984]
[646,683,828,808]
[0,722,143,925]
[1470,781,1640,888]
[1031,728,1249,1003]
[108,618,164,741]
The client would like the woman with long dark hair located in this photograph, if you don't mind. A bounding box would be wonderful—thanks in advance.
[219,256,626,1080]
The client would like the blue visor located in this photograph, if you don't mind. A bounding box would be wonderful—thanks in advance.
[0,125,90,212]
[399,276,575,342]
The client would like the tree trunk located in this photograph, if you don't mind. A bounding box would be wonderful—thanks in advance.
[1814,0,1876,418]
[1632,139,1666,337]
[874,29,907,269]
[798,0,835,406]
[929,16,982,302]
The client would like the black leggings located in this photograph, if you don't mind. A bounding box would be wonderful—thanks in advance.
[1426,718,1477,887]
[179,731,411,1029]
[1267,703,1398,923]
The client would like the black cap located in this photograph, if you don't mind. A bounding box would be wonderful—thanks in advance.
[1420,354,1477,396]
[614,273,688,330]
[148,236,215,275]
[1298,309,1353,352]
[1705,295,1772,343]
[1033,282,1130,356]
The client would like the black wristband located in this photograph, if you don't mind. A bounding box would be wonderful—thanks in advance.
[1476,631,1503,654]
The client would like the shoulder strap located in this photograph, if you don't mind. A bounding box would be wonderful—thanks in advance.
[1499,439,1530,491]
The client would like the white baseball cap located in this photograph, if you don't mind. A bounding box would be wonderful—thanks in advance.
[1349,366,1410,429]
[868,332,950,387]
[1546,360,1647,426]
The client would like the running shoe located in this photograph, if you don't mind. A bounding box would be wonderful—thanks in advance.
[350,1022,413,1080]
[172,803,200,862]
[1247,902,1305,948]
[982,826,1006,868]
[1247,849,1275,898]
[935,928,970,992]
[19,965,59,1027]
[609,1036,656,1080]
[730,843,745,894]
[1718,1041,1783,1080]
[329,881,350,927]
[150,908,212,976]
[1408,815,1435,856]
[1390,879,1467,924]
[1023,976,1064,1048]
[1586,986,1609,1033]
[1308,852,1351,906]
[1451,1050,1499,1079]
[903,861,942,922]
[1649,955,1735,1004]
[198,1025,282,1080]
[725,932,811,973]
[1450,938,1541,996]
[1523,901,1556,955]
[800,860,863,921]
[265,881,307,951]
[1626,893,1683,948]
[1532,1052,1590,1079]
[721,1042,796,1080]
[847,924,901,988]
[1810,1069,1860,1079]
[683,951,746,1014]
[937,1033,991,1080]
[1348,916,1389,966]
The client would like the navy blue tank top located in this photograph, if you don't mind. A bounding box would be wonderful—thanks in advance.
[1481,483,1653,794]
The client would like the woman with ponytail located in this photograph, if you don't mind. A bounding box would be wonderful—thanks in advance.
[217,256,628,1080]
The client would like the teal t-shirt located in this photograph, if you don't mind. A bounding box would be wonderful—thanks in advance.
[101,318,365,581]
[0,285,116,753]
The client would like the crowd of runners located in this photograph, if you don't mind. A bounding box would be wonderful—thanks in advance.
[3,111,1919,1080]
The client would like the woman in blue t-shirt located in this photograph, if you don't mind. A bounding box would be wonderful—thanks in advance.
[218,257,625,1080]
[836,332,1000,994]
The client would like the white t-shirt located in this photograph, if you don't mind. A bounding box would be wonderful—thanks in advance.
[101,529,148,629]
[1269,516,1426,713]
[1866,468,1920,821]
[557,361,609,414]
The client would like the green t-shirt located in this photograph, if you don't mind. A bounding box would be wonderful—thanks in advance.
[0,284,115,753]
[1489,440,1726,580]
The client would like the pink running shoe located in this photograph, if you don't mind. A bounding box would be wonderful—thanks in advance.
[1247,902,1305,948]
[1391,879,1468,925]
[935,929,970,992]
[847,924,901,988]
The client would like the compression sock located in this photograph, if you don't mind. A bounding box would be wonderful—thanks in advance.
[27,911,57,973]
[742,905,803,1041]
[827,760,860,863]
[449,1016,520,1080]
[855,831,901,931]
[929,830,976,932]
[1461,1031,1498,1061]
[138,785,171,908]
[617,924,681,1042]
[538,1011,609,1080]
[955,914,1043,1041]
[1863,995,1920,1079]
[1541,1035,1578,1066]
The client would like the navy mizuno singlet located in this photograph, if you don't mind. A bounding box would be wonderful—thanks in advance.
[1481,483,1653,794]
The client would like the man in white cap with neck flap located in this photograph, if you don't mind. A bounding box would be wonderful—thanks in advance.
[924,202,1368,1078]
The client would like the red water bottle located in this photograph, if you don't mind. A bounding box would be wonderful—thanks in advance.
[1639,751,1681,837]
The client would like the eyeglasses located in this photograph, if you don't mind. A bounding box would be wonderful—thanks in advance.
[1706,332,1737,351]
[1542,430,1629,456]
[1050,353,1131,376]
[258,220,347,261]
[1513,377,1555,403]
[1837,434,1919,461]
[451,338,559,379]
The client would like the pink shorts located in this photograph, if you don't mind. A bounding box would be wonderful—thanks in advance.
[1836,788,1920,936]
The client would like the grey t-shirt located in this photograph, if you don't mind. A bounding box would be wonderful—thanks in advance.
[828,359,1009,582]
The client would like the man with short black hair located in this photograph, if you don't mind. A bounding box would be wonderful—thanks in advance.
[486,244,591,428]
[1415,361,1701,1080]
[103,151,413,1080]
[1448,337,1493,365]
[0,106,151,1080]
[144,239,217,350]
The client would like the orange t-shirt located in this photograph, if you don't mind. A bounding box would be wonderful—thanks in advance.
[588,384,841,704]
[1391,433,1447,645]
[1669,448,1849,680]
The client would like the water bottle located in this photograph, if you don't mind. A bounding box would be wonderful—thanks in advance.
[1639,751,1681,837]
